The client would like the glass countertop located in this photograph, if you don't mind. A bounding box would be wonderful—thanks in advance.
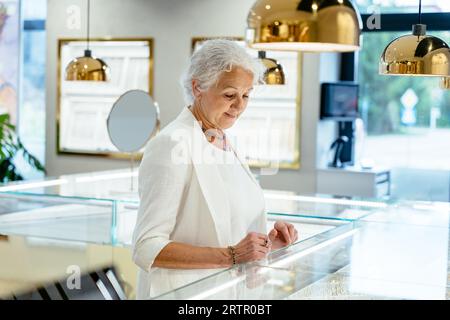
[0,169,389,222]
[0,194,117,245]
[0,192,346,248]
[0,169,140,203]
[153,205,450,300]
[263,190,386,222]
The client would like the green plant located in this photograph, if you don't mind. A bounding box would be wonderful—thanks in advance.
[0,113,45,182]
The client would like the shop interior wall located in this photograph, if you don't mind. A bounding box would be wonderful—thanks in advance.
[46,0,339,194]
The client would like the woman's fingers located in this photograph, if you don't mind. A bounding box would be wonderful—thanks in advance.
[287,224,296,242]
[276,222,291,244]
[268,228,277,240]
[274,221,300,245]
[246,232,271,249]
[293,228,299,242]
[238,238,270,253]
[246,232,269,241]
[234,232,271,263]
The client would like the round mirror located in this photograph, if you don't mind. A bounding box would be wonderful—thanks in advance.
[107,90,159,153]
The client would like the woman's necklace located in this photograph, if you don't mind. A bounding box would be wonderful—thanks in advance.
[189,104,229,151]
[204,129,229,151]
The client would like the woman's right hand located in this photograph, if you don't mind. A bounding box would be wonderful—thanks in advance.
[232,232,271,264]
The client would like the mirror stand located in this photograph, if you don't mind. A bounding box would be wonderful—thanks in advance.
[106,89,159,200]
[108,153,138,198]
[129,152,136,192]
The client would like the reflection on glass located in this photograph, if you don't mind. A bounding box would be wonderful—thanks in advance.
[349,219,449,299]
[153,204,450,300]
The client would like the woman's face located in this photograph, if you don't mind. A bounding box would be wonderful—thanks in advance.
[193,67,254,129]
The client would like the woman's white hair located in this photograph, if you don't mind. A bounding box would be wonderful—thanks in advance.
[181,39,263,105]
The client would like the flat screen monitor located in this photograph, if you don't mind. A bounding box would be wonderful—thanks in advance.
[320,82,359,120]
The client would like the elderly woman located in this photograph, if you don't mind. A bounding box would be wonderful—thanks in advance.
[132,39,298,299]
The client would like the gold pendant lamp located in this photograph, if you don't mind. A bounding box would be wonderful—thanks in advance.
[65,0,109,81]
[246,0,362,52]
[380,0,450,77]
[258,51,286,85]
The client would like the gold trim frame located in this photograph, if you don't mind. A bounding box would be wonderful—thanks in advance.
[191,37,302,170]
[57,38,154,159]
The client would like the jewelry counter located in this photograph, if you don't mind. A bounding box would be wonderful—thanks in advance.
[0,168,386,248]
[0,168,386,222]
[153,201,450,300]
[0,170,360,299]
[2,169,442,300]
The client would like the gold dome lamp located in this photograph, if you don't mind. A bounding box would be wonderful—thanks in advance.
[258,51,286,85]
[246,0,362,52]
[379,0,450,77]
[65,0,109,81]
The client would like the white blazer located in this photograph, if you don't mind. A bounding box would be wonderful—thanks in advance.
[132,106,267,299]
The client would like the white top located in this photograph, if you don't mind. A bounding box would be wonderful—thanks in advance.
[211,145,267,243]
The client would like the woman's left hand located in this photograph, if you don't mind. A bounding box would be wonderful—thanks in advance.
[268,221,299,250]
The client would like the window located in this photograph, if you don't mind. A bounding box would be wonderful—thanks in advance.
[352,8,450,201]
[0,0,19,126]
[359,31,450,170]
[15,0,46,179]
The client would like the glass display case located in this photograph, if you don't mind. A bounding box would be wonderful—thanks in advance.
[264,189,387,222]
[0,194,116,244]
[0,168,388,221]
[0,233,135,299]
[0,168,385,248]
[1,169,449,300]
[0,172,354,299]
[0,192,348,248]
[0,169,140,203]
[153,202,450,300]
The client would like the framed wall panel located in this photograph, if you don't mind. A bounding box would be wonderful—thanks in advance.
[57,38,154,158]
